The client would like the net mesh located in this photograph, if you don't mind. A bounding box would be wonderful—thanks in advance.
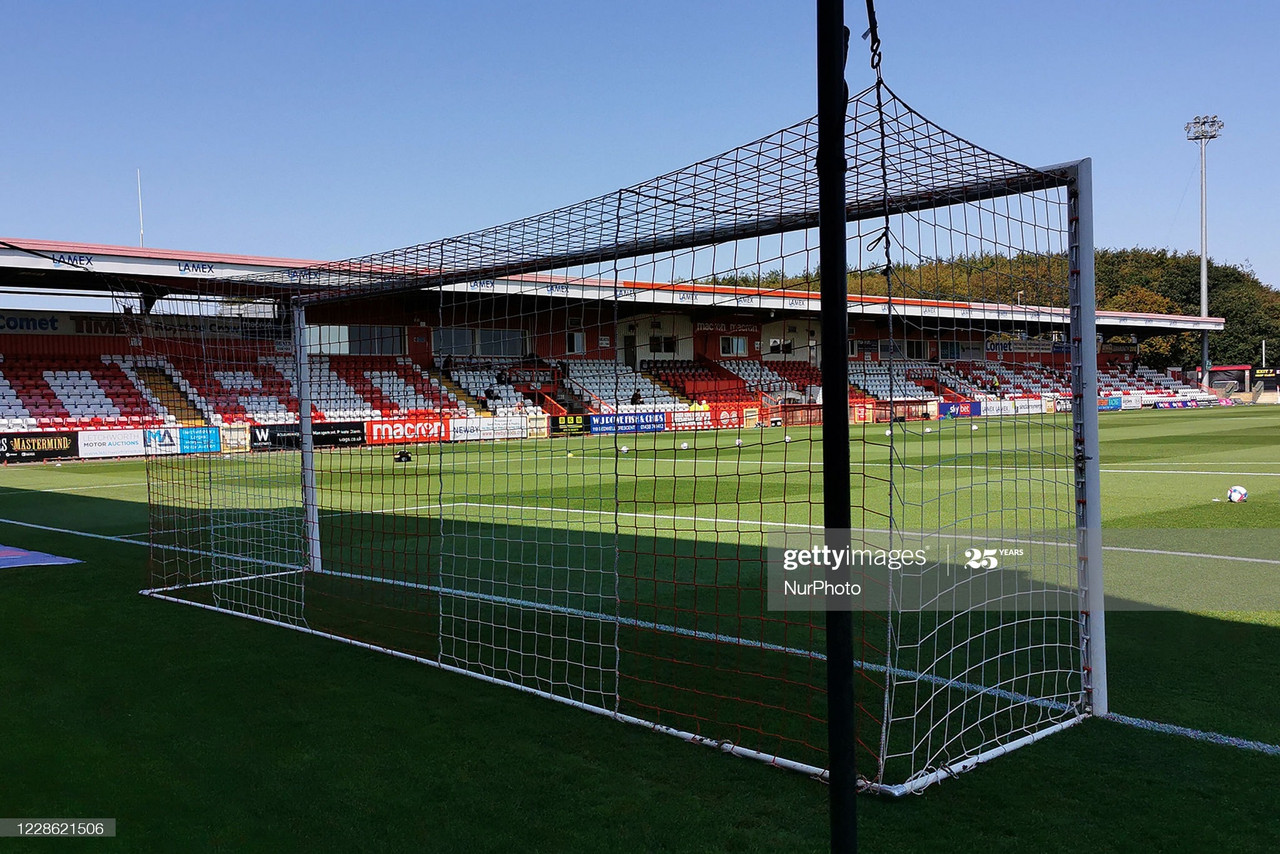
[119,80,1088,792]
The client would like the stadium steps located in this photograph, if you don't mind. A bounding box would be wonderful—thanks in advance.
[553,386,590,415]
[641,371,694,405]
[433,373,490,417]
[136,367,205,426]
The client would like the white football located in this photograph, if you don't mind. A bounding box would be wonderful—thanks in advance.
[1227,485,1248,503]
[885,429,892,436]
[784,435,792,443]
[971,425,979,431]
[735,438,743,446]
[924,427,933,433]
[620,445,629,454]
[680,442,689,450]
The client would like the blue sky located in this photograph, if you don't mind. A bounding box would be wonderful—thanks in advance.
[2,1,1277,288]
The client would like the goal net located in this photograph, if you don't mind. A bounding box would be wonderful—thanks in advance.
[120,79,1104,794]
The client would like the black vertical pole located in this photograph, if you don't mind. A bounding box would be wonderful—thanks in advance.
[817,1,857,852]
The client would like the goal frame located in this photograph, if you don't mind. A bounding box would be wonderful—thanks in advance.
[135,83,1108,796]
[271,157,1109,795]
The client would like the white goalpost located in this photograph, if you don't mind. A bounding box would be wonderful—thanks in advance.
[125,80,1106,795]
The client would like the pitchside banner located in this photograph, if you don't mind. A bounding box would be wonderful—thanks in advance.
[549,415,589,436]
[666,404,759,431]
[1098,396,1123,412]
[589,412,666,434]
[448,415,530,442]
[178,426,221,454]
[78,429,146,459]
[363,416,447,446]
[252,421,368,450]
[144,427,181,455]
[939,401,982,418]
[0,431,78,462]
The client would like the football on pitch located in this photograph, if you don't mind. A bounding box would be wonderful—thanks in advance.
[680,442,689,450]
[784,435,792,443]
[1227,485,1248,503]
[735,438,743,446]
[620,446,629,454]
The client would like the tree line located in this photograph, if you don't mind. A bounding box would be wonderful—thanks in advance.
[697,248,1279,370]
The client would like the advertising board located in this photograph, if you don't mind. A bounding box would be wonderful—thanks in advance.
[78,429,145,459]
[0,431,78,462]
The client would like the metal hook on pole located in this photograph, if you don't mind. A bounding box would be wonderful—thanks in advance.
[862,0,883,78]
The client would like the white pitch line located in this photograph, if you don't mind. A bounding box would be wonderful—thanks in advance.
[0,517,306,572]
[1101,469,1280,477]
[0,481,149,496]
[0,516,152,553]
[1103,713,1280,757]
[1101,545,1280,566]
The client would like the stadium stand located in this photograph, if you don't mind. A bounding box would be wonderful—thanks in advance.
[449,361,534,414]
[0,355,167,429]
[156,353,297,425]
[643,359,754,403]
[769,361,823,401]
[944,361,1071,399]
[568,359,684,412]
[718,360,792,397]
[848,362,936,400]
[329,355,465,416]
[0,332,1230,433]
[1103,365,1215,403]
[0,357,34,430]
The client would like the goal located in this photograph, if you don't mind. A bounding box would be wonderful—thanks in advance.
[120,78,1105,795]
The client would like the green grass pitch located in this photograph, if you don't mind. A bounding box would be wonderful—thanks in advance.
[1,407,1278,852]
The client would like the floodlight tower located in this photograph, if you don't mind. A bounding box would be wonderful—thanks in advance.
[1185,115,1224,389]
